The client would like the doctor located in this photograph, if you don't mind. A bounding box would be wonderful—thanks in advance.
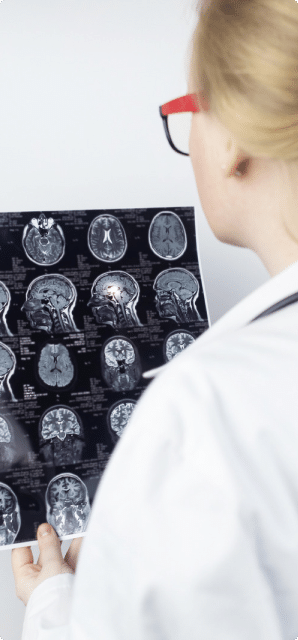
[12,0,298,638]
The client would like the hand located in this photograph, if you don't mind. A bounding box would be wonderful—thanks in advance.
[11,523,83,606]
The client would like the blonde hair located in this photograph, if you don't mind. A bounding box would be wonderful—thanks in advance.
[188,0,298,173]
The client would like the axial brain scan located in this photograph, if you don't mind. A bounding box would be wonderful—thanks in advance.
[0,281,12,336]
[22,213,65,265]
[148,210,187,260]
[45,473,91,536]
[101,337,141,392]
[0,415,17,468]
[0,482,21,545]
[22,274,79,334]
[88,271,142,329]
[88,214,127,262]
[0,343,16,402]
[38,343,74,389]
[108,400,137,439]
[164,330,195,362]
[39,406,84,465]
[153,268,203,324]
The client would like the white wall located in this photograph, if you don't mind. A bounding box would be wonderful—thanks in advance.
[0,1,269,638]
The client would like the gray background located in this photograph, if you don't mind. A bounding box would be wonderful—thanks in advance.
[0,0,268,638]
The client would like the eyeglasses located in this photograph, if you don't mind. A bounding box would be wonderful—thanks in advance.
[159,94,201,157]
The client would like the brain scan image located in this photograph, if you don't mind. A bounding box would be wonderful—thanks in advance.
[0,343,16,402]
[101,337,141,392]
[45,473,91,536]
[88,271,142,329]
[0,482,21,546]
[22,213,65,265]
[39,406,85,466]
[153,268,203,324]
[88,214,127,262]
[0,415,17,468]
[37,343,75,389]
[107,399,137,441]
[22,274,79,334]
[0,282,13,336]
[148,210,187,260]
[164,330,196,362]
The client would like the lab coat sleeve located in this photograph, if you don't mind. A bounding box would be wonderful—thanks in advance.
[21,573,75,640]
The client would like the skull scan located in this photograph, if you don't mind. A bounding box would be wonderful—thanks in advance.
[45,473,91,536]
[149,210,187,260]
[88,214,127,262]
[22,274,79,334]
[22,213,65,265]
[0,415,18,468]
[88,271,142,329]
[101,337,141,392]
[37,343,75,389]
[153,268,203,324]
[0,483,21,546]
[107,399,137,441]
[0,282,13,336]
[0,343,16,402]
[164,330,195,362]
[39,406,85,465]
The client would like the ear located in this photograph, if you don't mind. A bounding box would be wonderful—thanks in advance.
[223,143,250,179]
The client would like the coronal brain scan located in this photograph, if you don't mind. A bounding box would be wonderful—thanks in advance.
[0,343,16,402]
[164,330,196,362]
[88,214,127,262]
[39,406,85,465]
[45,473,91,536]
[88,271,142,329]
[101,337,141,392]
[22,274,79,334]
[153,268,203,324]
[22,213,65,265]
[0,483,21,545]
[148,210,187,260]
[0,281,12,336]
[107,400,137,440]
[38,343,74,389]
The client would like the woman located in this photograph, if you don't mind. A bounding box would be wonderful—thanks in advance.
[12,0,298,638]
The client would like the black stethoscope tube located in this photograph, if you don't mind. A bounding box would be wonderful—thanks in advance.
[249,291,298,323]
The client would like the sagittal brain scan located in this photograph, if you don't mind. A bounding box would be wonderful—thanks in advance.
[101,337,141,392]
[164,330,195,362]
[148,210,187,260]
[107,399,137,440]
[0,415,17,468]
[0,483,21,545]
[0,343,16,402]
[153,268,203,324]
[38,343,74,389]
[22,213,65,265]
[88,271,142,329]
[88,214,127,262]
[45,473,91,536]
[0,282,12,336]
[22,274,79,334]
[39,406,85,465]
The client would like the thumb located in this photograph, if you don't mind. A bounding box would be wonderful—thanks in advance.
[37,524,64,569]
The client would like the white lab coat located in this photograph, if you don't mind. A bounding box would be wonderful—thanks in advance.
[22,259,298,640]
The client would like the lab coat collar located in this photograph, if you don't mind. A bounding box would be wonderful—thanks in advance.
[143,258,298,379]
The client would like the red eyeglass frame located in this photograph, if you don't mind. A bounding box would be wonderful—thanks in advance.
[159,93,202,156]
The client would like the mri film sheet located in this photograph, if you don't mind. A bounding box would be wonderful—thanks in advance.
[0,207,210,549]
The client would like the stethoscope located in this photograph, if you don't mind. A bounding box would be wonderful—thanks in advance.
[249,291,298,324]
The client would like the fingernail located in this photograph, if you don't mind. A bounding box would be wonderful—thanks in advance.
[39,525,51,537]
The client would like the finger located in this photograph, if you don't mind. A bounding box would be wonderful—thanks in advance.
[37,524,64,569]
[11,545,34,580]
[64,537,83,572]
